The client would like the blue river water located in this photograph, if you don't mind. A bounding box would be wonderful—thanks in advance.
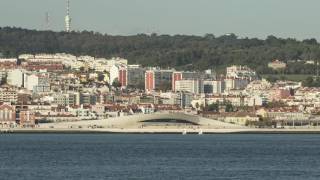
[1,134,320,180]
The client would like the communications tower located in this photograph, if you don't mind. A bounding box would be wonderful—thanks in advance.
[65,0,71,32]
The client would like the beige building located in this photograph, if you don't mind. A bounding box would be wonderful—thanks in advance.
[268,60,287,70]
[224,114,259,126]
[19,110,36,127]
[0,104,16,127]
[0,88,18,103]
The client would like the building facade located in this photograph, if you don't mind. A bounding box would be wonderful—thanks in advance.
[7,69,24,87]
[145,69,173,92]
[0,104,16,127]
[175,79,203,94]
[203,80,225,94]
[268,60,287,70]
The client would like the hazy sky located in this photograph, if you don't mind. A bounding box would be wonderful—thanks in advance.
[0,0,319,39]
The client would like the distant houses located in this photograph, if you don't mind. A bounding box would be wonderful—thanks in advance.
[268,60,287,70]
[0,52,320,128]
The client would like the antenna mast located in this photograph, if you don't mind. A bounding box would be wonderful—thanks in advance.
[45,12,50,30]
[65,0,71,32]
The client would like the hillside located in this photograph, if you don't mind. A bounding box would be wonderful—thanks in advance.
[0,27,319,74]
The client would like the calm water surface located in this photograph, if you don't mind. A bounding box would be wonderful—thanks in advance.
[1,134,320,180]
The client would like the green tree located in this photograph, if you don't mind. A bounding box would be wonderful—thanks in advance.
[207,103,219,112]
[225,103,234,112]
[112,78,122,88]
[265,101,286,108]
[303,76,314,87]
[195,102,200,110]
[97,74,105,82]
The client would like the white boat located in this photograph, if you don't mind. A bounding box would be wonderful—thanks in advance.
[182,129,187,135]
[198,129,203,135]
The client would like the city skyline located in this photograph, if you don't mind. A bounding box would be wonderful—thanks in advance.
[0,0,320,40]
[2,1,320,180]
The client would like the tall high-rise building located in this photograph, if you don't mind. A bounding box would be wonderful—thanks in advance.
[127,65,145,87]
[175,79,203,94]
[65,0,71,32]
[145,68,173,92]
[118,66,127,88]
[172,71,203,91]
[203,80,225,94]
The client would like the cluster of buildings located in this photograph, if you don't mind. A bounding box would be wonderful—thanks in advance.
[0,53,319,128]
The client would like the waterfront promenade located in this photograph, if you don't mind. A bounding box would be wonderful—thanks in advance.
[4,127,320,134]
[2,112,320,134]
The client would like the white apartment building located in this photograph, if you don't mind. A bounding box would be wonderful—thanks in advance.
[53,92,80,106]
[22,73,51,93]
[0,58,17,63]
[24,74,39,91]
[92,59,109,72]
[175,79,203,94]
[7,69,24,87]
[110,64,122,84]
[226,65,256,80]
[106,57,128,72]
[203,80,225,94]
[224,78,250,91]
[0,89,17,103]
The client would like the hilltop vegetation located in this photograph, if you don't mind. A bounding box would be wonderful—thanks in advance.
[0,27,320,74]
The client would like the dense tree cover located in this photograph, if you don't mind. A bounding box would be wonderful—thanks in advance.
[264,101,287,108]
[1,27,320,73]
[206,101,234,112]
[207,103,219,112]
[302,77,320,87]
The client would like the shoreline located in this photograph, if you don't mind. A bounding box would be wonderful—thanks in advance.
[4,128,320,134]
